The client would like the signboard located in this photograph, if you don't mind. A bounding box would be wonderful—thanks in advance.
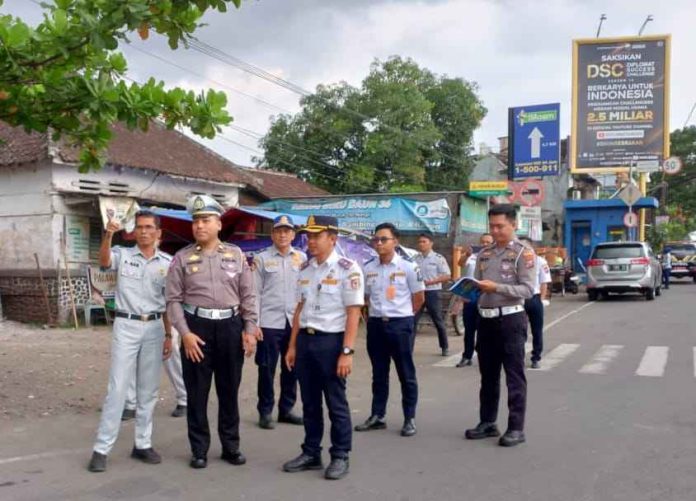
[508,103,561,179]
[662,156,682,175]
[458,196,488,234]
[65,215,90,263]
[571,35,671,173]
[618,184,642,206]
[519,206,542,218]
[624,211,639,228]
[508,179,545,207]
[87,266,117,300]
[263,197,451,234]
[469,181,509,197]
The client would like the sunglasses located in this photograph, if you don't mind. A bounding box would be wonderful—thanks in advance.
[371,236,395,244]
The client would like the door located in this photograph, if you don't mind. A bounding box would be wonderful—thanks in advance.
[571,222,592,273]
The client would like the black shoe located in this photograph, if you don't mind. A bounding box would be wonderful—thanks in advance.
[456,358,473,367]
[530,360,540,369]
[441,348,449,356]
[400,418,417,437]
[283,453,323,473]
[259,414,275,430]
[465,422,501,440]
[221,450,246,465]
[87,452,107,473]
[354,415,387,432]
[189,456,207,469]
[171,404,186,418]
[121,408,136,421]
[131,446,162,464]
[278,412,303,425]
[325,457,349,480]
[499,430,526,447]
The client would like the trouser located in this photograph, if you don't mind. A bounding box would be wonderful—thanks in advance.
[366,317,418,419]
[414,290,449,350]
[662,269,671,288]
[256,321,298,417]
[524,294,544,362]
[93,318,164,454]
[296,330,351,459]
[462,300,479,360]
[476,311,528,431]
[125,327,187,410]
[181,312,244,458]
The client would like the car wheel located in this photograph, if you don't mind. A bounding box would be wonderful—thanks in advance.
[645,287,655,301]
[600,291,609,300]
[588,290,598,301]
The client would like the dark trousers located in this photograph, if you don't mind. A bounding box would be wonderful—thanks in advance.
[181,312,244,458]
[663,269,671,289]
[524,294,544,362]
[366,317,418,419]
[415,290,449,350]
[476,311,527,431]
[462,301,479,360]
[256,321,297,417]
[296,330,351,459]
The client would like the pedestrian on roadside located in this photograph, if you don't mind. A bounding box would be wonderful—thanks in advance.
[662,247,672,290]
[253,215,304,430]
[355,222,425,437]
[414,233,452,356]
[165,195,258,469]
[456,233,494,368]
[282,215,364,481]
[87,210,173,473]
[519,237,552,369]
[464,204,535,447]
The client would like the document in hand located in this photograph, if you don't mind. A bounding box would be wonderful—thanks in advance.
[449,277,481,301]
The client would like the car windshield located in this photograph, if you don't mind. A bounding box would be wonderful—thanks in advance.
[593,245,644,259]
[668,244,696,253]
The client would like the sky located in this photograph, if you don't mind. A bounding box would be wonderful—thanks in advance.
[6,0,696,167]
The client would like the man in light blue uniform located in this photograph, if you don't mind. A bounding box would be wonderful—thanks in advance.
[355,223,425,437]
[88,210,173,472]
[414,233,452,356]
[254,215,305,429]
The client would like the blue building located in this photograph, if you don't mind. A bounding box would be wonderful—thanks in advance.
[563,197,659,272]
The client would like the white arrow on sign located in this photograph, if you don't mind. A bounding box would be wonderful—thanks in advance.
[528,127,543,159]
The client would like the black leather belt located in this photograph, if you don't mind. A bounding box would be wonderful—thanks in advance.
[115,311,163,322]
[369,316,413,323]
[302,328,342,336]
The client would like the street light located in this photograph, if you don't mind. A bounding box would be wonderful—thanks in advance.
[596,14,607,38]
[638,15,653,36]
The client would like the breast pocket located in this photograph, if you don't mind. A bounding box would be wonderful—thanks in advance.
[319,283,340,307]
[221,260,240,280]
[120,264,144,281]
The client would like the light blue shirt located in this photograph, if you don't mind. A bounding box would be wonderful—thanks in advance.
[415,251,451,291]
[254,245,307,329]
[110,246,172,315]
[364,254,424,318]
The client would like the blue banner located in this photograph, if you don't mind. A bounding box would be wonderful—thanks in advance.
[508,103,561,179]
[262,197,451,234]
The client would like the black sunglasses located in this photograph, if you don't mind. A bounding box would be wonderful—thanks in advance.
[371,236,395,244]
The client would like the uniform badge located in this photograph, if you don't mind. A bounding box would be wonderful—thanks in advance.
[522,249,535,269]
[307,215,316,226]
[191,266,199,273]
[223,252,234,259]
[188,254,200,262]
[350,276,361,290]
[159,268,167,277]
[338,258,352,270]
[193,197,205,210]
[195,245,202,252]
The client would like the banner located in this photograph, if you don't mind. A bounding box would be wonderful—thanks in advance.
[458,196,488,234]
[263,197,451,234]
[571,35,671,173]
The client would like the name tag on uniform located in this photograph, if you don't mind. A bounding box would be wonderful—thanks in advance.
[321,278,339,285]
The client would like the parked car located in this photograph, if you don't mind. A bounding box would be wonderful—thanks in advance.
[586,241,662,301]
[664,241,696,282]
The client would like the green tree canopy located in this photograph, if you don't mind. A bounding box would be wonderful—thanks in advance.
[258,56,487,194]
[0,0,240,171]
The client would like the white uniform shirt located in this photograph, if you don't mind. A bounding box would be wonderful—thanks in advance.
[110,246,171,314]
[463,254,477,279]
[415,251,451,291]
[297,250,364,333]
[254,246,307,329]
[532,256,552,295]
[363,254,425,318]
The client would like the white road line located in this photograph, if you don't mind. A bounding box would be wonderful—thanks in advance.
[544,301,596,332]
[693,347,696,378]
[0,448,83,466]
[635,346,669,377]
[579,345,624,374]
[538,343,580,371]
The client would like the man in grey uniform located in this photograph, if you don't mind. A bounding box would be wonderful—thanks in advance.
[88,210,173,473]
[465,204,536,447]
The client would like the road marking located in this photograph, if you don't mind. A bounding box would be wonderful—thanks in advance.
[537,343,580,371]
[693,347,696,378]
[544,301,596,332]
[635,346,669,377]
[0,448,83,466]
[579,345,624,374]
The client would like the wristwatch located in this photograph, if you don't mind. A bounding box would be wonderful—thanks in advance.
[342,346,355,356]
[164,332,172,339]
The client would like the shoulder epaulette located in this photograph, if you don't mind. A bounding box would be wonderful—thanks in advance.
[338,258,353,270]
[300,260,311,271]
[363,257,376,266]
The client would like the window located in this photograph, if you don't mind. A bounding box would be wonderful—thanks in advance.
[592,245,644,259]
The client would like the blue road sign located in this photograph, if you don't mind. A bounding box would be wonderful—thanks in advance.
[508,103,561,179]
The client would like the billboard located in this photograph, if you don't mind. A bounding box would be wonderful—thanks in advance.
[508,103,561,179]
[571,35,671,173]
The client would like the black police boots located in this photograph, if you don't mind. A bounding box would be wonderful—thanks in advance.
[131,446,162,464]
[401,418,417,437]
[325,457,349,480]
[87,452,107,473]
[259,414,275,429]
[464,422,501,440]
[283,453,324,473]
[354,415,386,432]
[278,412,303,425]
[499,430,526,447]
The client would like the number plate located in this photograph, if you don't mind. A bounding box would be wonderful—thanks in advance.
[608,264,627,271]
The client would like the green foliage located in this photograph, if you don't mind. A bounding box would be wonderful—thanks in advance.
[0,0,241,172]
[258,56,487,194]
[647,206,696,251]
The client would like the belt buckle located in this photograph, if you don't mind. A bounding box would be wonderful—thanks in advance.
[140,314,149,321]
[211,309,221,320]
[306,328,316,335]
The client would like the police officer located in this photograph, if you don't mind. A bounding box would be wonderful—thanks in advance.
[414,233,452,356]
[464,204,535,447]
[165,195,258,469]
[253,214,304,429]
[282,215,364,481]
[355,222,424,437]
[520,237,551,369]
[88,210,173,473]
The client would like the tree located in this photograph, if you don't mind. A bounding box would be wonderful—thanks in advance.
[651,126,696,217]
[258,56,487,194]
[0,0,240,172]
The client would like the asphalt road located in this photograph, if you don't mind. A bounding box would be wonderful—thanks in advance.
[1,282,695,501]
